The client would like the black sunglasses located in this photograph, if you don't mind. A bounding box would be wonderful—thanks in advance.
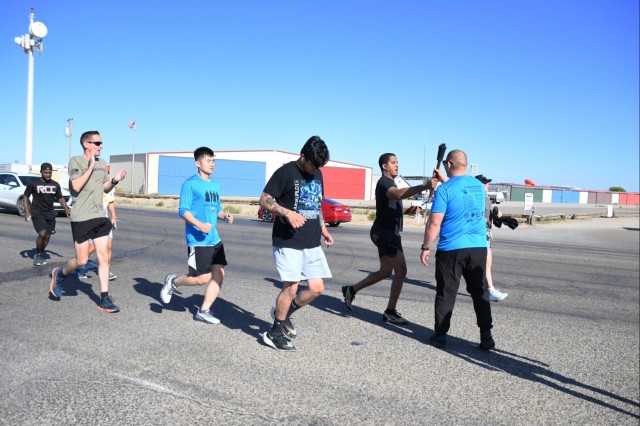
[89,141,103,146]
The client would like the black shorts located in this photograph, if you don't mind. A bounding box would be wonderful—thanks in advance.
[71,217,112,244]
[31,210,56,234]
[370,223,403,258]
[187,242,228,277]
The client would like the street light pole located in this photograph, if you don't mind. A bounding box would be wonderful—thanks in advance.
[129,120,136,194]
[14,8,47,166]
[65,118,73,163]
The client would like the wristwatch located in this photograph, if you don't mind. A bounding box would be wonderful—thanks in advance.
[421,245,430,251]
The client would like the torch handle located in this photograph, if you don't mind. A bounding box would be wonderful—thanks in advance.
[427,144,447,200]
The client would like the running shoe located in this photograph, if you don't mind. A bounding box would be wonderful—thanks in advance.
[33,253,46,266]
[194,308,220,324]
[270,306,297,339]
[342,285,356,310]
[488,288,508,302]
[160,273,177,304]
[76,267,89,280]
[49,267,65,299]
[97,295,120,313]
[429,332,447,349]
[85,260,99,272]
[261,331,295,352]
[109,271,117,281]
[480,329,495,351]
[382,309,408,324]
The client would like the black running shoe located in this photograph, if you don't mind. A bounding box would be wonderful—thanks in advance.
[342,285,355,310]
[270,307,297,339]
[480,329,495,351]
[262,331,295,352]
[429,333,447,349]
[382,309,408,324]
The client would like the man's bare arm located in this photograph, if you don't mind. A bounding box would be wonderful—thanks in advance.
[259,192,290,217]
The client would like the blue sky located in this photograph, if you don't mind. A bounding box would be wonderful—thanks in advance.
[1,1,638,192]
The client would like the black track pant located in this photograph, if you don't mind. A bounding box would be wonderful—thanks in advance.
[434,247,493,335]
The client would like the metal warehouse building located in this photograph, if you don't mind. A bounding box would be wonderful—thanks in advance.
[109,150,373,200]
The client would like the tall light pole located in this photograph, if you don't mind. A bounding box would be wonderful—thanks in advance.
[14,8,48,166]
[65,118,73,163]
[129,120,136,194]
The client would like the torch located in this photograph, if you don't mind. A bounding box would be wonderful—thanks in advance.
[427,143,447,200]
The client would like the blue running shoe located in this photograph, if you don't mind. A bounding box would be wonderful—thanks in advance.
[85,260,99,272]
[49,267,65,299]
[97,295,120,313]
[76,267,89,279]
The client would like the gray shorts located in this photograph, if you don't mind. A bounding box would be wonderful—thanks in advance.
[272,246,332,283]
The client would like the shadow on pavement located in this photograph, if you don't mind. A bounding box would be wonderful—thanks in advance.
[132,277,271,338]
[442,338,640,419]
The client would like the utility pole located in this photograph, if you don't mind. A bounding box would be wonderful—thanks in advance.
[129,120,136,194]
[65,118,73,163]
[14,8,48,165]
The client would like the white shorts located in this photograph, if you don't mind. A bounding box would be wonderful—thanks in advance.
[272,246,332,283]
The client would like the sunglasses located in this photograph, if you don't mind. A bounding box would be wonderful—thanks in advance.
[88,141,103,146]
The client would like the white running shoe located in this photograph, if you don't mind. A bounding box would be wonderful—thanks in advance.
[194,308,220,324]
[160,273,177,304]
[489,288,508,302]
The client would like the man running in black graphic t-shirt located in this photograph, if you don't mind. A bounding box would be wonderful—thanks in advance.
[23,162,71,266]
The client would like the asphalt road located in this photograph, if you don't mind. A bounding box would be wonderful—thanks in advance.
[0,207,638,425]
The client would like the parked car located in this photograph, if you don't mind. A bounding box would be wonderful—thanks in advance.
[258,197,352,227]
[487,191,505,204]
[0,172,72,216]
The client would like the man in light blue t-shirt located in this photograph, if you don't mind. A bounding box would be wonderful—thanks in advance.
[420,149,495,351]
[160,146,234,325]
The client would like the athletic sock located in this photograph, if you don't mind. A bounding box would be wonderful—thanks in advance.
[286,299,301,319]
[100,292,108,299]
[271,319,285,335]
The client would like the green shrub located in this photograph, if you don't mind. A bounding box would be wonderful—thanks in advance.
[224,205,241,214]
[155,201,164,207]
[367,211,376,221]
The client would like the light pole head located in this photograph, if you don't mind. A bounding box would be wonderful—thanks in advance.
[29,21,48,38]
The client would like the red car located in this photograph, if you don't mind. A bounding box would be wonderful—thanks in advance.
[258,198,351,227]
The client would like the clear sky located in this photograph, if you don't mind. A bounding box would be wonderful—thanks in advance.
[1,1,638,192]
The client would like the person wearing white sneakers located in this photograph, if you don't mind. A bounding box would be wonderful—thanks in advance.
[475,174,508,302]
[160,147,234,325]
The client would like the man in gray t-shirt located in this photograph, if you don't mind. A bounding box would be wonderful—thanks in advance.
[49,130,127,314]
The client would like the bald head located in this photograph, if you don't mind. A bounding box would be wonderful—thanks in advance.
[443,149,468,176]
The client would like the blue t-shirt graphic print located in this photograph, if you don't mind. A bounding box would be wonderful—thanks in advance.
[296,178,322,220]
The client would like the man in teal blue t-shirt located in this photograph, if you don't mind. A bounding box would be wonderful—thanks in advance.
[420,149,495,351]
[160,146,234,325]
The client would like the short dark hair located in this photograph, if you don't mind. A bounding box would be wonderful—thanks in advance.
[300,136,329,168]
[80,131,100,147]
[194,146,214,161]
[378,153,396,171]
